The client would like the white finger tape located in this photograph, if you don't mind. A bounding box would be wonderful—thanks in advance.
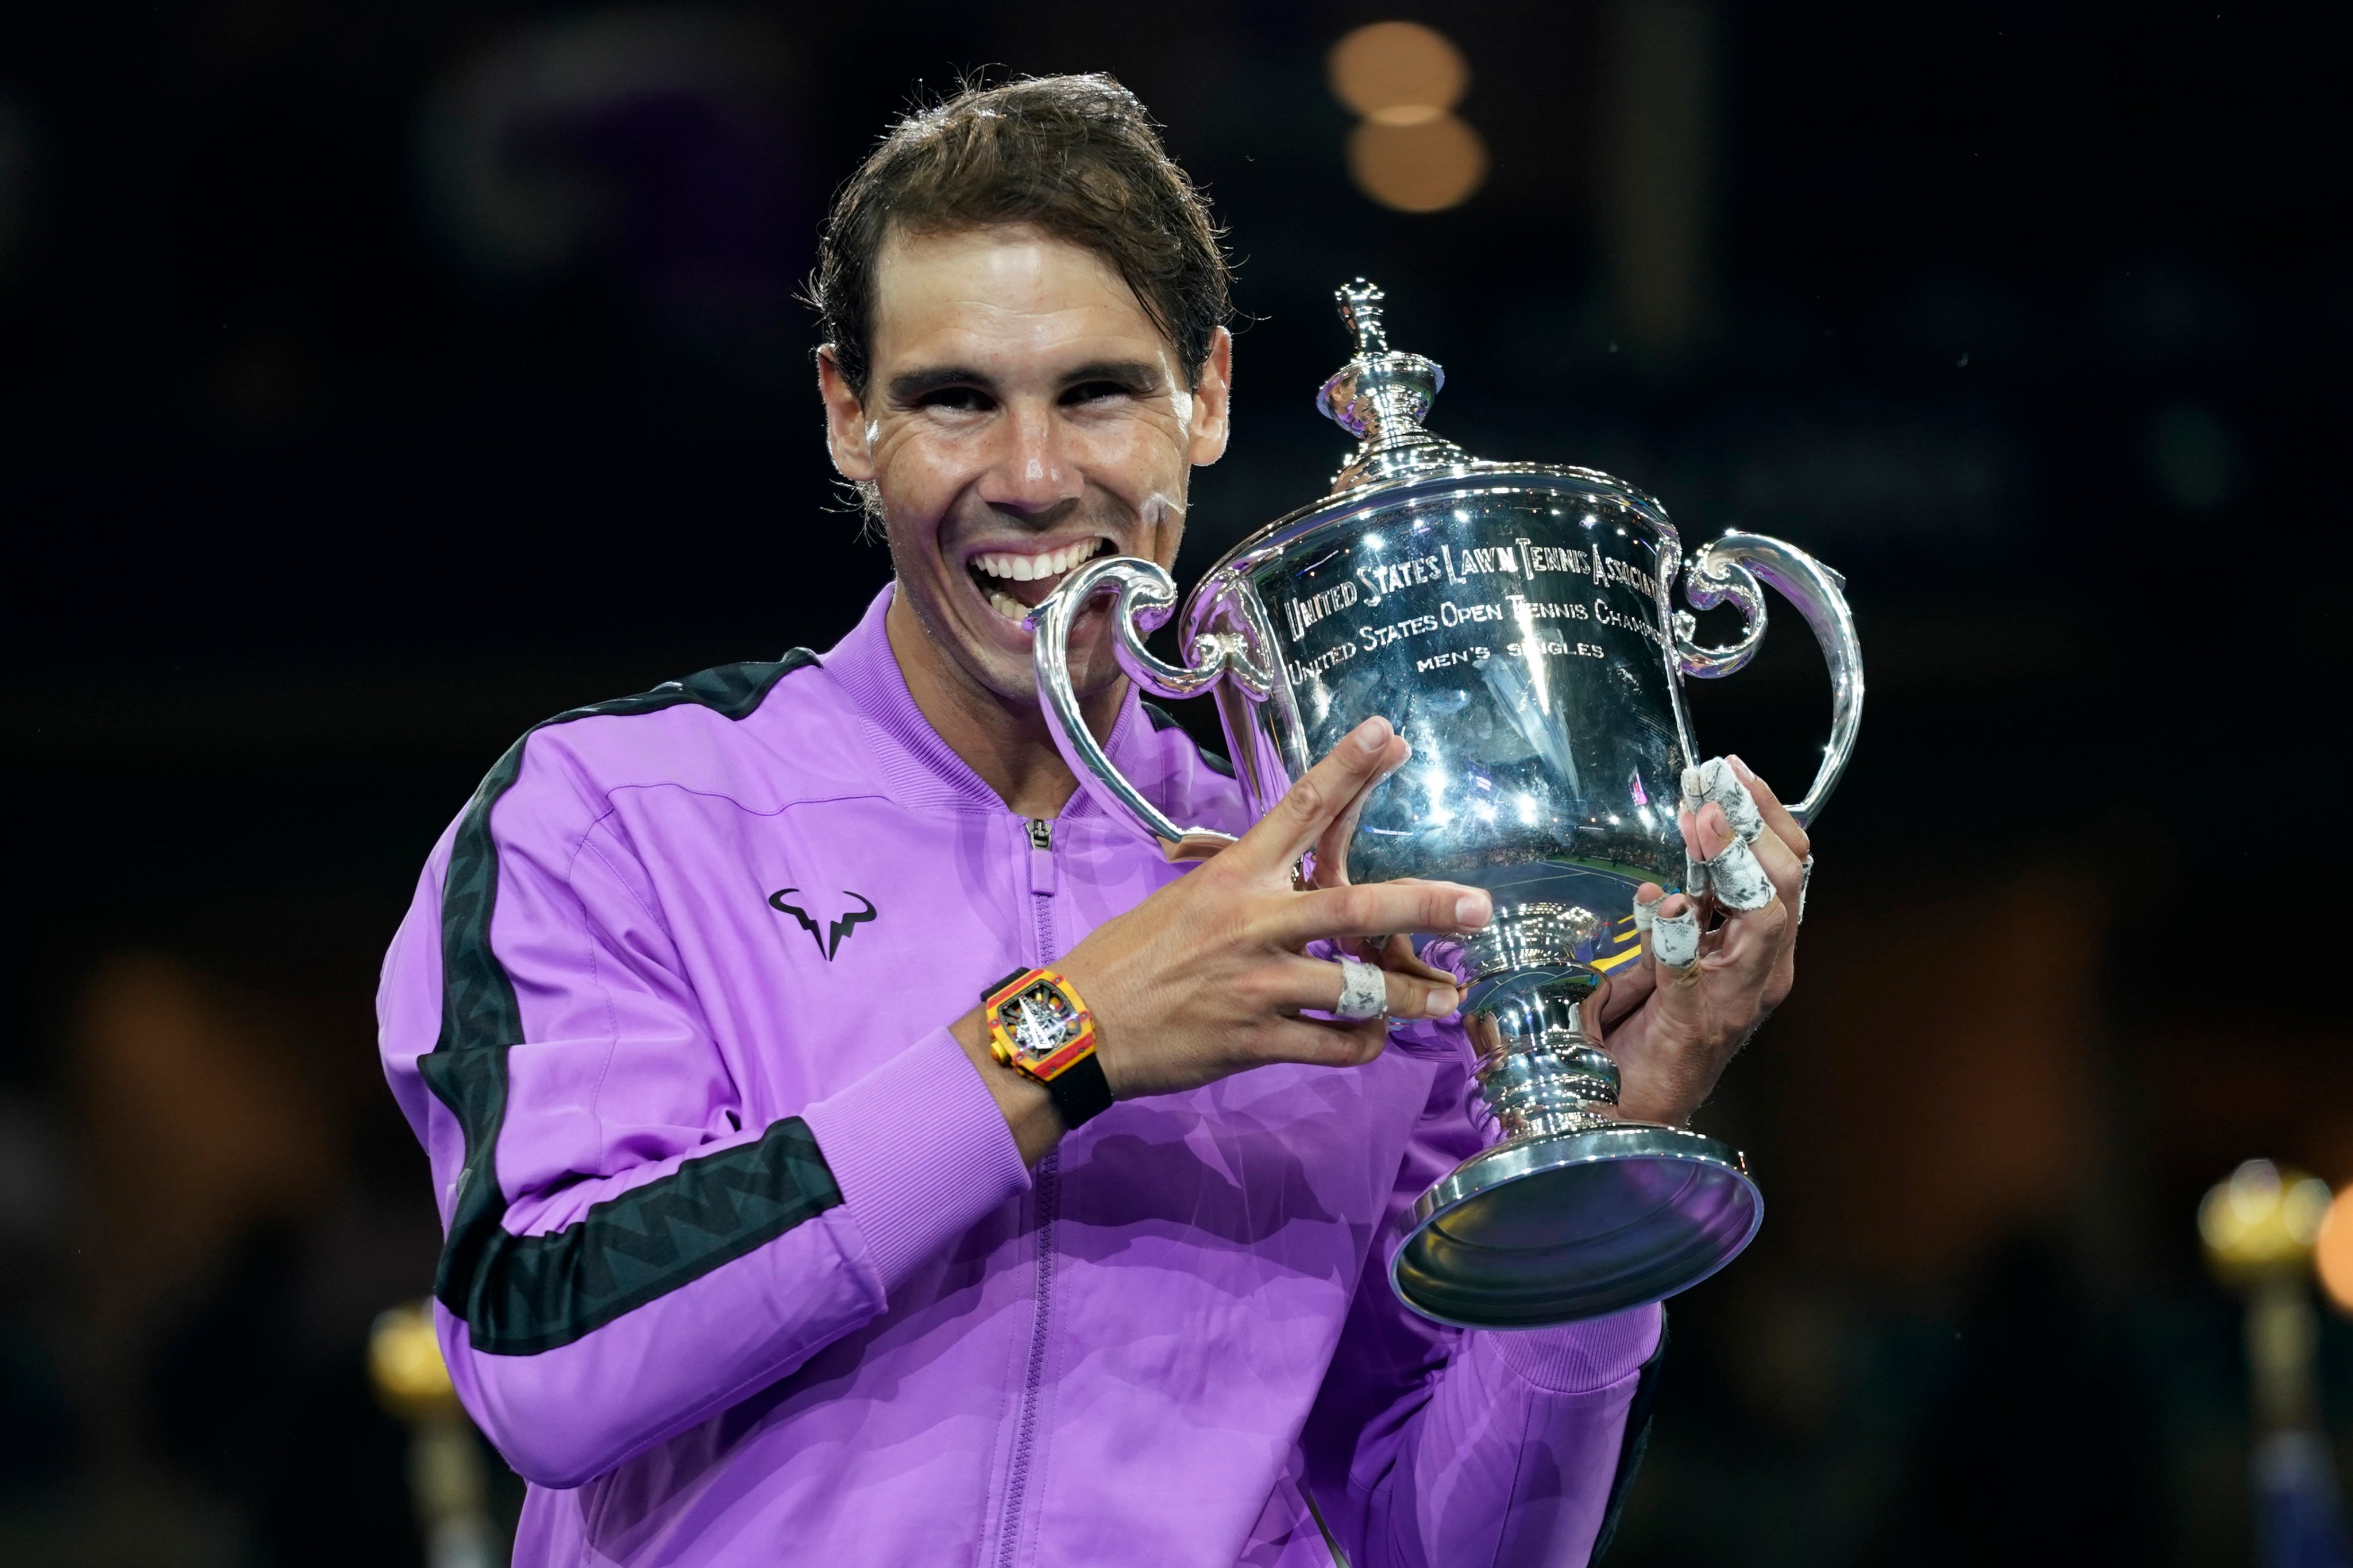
[1683,757,1765,844]
[1334,956,1387,1021]
[1798,853,1815,924]
[1704,834,1777,912]
[1632,887,1667,933]
[1651,905,1702,968]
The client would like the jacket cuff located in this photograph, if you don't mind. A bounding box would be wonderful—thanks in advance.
[1485,1301,1664,1393]
[799,1026,1032,1293]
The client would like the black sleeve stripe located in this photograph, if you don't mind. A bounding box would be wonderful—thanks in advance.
[1140,699,1236,779]
[425,651,843,1357]
[1590,1314,1668,1562]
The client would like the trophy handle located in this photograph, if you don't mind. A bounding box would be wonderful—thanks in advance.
[1673,532,1864,827]
[1029,555,1264,861]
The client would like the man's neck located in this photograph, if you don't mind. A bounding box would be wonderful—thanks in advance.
[884,590,1121,821]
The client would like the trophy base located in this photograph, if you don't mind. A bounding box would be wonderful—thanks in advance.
[1390,1121,1762,1328]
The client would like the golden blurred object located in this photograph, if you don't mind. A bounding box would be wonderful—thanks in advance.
[1347,115,1489,214]
[2200,1159,2330,1285]
[1328,22,1468,125]
[370,1298,461,1422]
[2316,1185,2353,1314]
[371,1299,497,1567]
[2202,1160,2330,1434]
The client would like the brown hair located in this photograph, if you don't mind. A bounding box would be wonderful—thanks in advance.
[811,74,1232,398]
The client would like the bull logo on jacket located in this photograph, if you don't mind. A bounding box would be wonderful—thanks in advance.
[767,888,878,961]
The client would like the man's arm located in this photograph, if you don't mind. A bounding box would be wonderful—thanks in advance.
[1299,1042,1664,1568]
[378,794,1033,1489]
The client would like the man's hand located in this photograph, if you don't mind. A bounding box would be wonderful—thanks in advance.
[1595,755,1810,1126]
[1064,716,1488,1098]
[954,717,1491,1161]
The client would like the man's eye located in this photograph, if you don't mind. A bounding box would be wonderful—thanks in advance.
[1061,381,1138,406]
[919,387,994,414]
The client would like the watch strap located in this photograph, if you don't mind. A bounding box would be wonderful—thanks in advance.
[1043,1049,1113,1130]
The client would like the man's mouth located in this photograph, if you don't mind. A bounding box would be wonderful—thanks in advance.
[967,537,1116,626]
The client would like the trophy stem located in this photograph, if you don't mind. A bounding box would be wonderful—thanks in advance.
[1467,964,1618,1146]
[1395,902,1763,1328]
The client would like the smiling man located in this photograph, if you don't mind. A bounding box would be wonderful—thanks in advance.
[379,74,1811,1567]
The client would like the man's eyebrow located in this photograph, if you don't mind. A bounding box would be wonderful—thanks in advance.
[1062,360,1164,389]
[885,365,994,403]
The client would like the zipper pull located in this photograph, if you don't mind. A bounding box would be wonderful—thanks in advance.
[1026,818,1053,852]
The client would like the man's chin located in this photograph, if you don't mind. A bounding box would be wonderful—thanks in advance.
[973,615,1129,709]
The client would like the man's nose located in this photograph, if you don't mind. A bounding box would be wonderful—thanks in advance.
[975,403,1082,516]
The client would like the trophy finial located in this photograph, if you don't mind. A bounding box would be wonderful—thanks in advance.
[1317,278,1465,489]
[1337,280,1390,355]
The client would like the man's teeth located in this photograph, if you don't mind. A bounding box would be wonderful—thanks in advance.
[973,539,1104,583]
[986,590,1031,625]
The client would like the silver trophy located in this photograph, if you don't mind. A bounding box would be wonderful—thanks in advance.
[1032,280,1863,1327]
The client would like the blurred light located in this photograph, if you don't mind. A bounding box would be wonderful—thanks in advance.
[1329,23,1487,213]
[1346,117,1487,214]
[1328,22,1468,124]
[2317,1187,2353,1313]
[2200,1159,2331,1285]
[370,1299,460,1422]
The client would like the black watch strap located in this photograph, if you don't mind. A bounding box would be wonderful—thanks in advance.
[1044,1051,1114,1130]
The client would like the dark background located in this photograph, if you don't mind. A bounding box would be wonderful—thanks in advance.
[1,2,2345,1563]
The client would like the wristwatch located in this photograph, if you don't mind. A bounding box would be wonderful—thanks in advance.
[982,967,1115,1130]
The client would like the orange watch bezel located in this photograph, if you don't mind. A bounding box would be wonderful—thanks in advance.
[983,967,1097,1082]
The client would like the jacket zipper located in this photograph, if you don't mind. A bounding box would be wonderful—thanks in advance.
[999,816,1059,1568]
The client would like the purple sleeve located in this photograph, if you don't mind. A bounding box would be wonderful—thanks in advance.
[377,781,1029,1489]
[1301,1030,1664,1567]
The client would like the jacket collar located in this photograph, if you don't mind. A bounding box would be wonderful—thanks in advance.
[820,582,1148,821]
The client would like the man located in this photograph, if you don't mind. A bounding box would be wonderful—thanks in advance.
[379,74,1810,1566]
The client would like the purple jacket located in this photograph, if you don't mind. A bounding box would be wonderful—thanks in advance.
[377,586,1663,1567]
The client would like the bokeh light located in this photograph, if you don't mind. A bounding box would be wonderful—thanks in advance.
[1328,21,1468,124]
[2316,1185,2353,1312]
[1329,22,1486,213]
[2198,1158,2331,1284]
[1347,117,1488,214]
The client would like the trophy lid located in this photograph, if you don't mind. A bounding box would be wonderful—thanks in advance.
[1317,279,1471,491]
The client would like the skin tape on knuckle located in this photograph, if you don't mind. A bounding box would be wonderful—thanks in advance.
[1650,906,1702,969]
[1685,757,1765,844]
[1685,856,1711,899]
[1798,853,1815,924]
[1333,956,1386,1022]
[1704,835,1776,912]
[1632,887,1667,934]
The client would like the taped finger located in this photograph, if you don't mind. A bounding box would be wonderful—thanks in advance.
[1633,886,1667,934]
[1704,833,1777,912]
[1333,956,1387,1021]
[1683,758,1765,844]
[1652,903,1702,969]
[1798,853,1815,925]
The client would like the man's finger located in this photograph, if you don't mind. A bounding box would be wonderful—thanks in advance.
[1649,893,1702,970]
[1230,717,1403,878]
[1683,758,1765,844]
[1284,953,1461,1022]
[1363,929,1455,986]
[1698,825,1776,912]
[1309,737,1412,891]
[1728,756,1810,862]
[1270,878,1492,948]
[1263,1016,1391,1069]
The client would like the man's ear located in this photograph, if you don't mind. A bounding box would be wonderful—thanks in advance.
[816,347,875,481]
[1186,326,1234,468]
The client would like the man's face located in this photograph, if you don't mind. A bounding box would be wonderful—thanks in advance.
[820,226,1231,708]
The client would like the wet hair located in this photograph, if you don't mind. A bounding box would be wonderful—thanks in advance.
[811,73,1232,397]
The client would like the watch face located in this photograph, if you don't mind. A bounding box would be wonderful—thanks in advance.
[997,978,1083,1061]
